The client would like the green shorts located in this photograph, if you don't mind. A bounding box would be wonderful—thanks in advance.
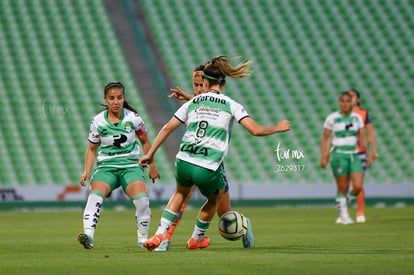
[90,165,146,192]
[175,159,225,197]
[330,151,363,177]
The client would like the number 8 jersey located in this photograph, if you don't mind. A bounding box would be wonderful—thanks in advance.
[174,91,249,171]
[88,108,147,168]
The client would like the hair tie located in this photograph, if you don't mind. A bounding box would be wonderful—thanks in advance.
[202,73,225,83]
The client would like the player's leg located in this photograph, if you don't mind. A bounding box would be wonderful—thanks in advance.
[348,153,364,205]
[331,152,353,224]
[123,166,151,247]
[144,160,196,251]
[186,163,225,249]
[348,173,363,206]
[241,204,254,248]
[348,171,363,224]
[144,184,192,251]
[218,189,255,248]
[356,152,367,222]
[216,164,231,217]
[165,185,196,240]
[125,183,151,247]
[155,185,197,252]
[78,168,115,249]
[334,175,353,224]
[216,164,254,248]
[186,189,223,249]
[241,212,254,248]
[217,190,231,216]
[356,189,366,222]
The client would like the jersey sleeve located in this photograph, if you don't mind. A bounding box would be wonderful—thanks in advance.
[133,114,148,137]
[88,118,100,144]
[174,101,191,123]
[357,114,365,129]
[323,114,334,130]
[231,100,250,122]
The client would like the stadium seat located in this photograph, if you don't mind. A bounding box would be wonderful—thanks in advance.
[1,0,412,190]
[0,0,175,188]
[138,0,413,186]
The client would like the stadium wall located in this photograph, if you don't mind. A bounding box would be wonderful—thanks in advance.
[1,182,413,203]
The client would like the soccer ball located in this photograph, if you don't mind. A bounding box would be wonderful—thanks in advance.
[218,210,248,241]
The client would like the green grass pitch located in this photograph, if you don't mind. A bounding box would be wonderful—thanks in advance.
[0,206,413,274]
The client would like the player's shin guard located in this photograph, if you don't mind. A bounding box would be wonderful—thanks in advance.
[164,188,194,241]
[83,191,104,238]
[155,209,178,237]
[133,194,151,244]
[335,195,349,217]
[165,205,186,241]
[191,219,210,242]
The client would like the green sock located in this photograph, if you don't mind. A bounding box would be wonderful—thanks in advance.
[191,219,210,241]
[155,209,177,236]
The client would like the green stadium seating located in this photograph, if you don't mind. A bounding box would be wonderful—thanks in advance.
[1,0,413,189]
[139,0,414,184]
[0,0,174,187]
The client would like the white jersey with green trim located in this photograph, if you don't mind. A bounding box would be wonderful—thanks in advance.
[174,91,249,171]
[323,111,364,152]
[88,108,147,168]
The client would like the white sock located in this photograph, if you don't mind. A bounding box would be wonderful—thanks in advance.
[83,193,104,238]
[133,196,151,243]
[335,196,349,217]
[155,209,177,237]
[191,219,210,241]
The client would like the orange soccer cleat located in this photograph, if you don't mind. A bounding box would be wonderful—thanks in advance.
[185,237,211,250]
[143,234,163,251]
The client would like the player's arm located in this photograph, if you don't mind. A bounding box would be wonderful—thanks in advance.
[239,117,291,136]
[358,128,371,166]
[139,116,183,167]
[138,133,160,183]
[168,86,194,101]
[80,142,99,186]
[320,129,331,169]
[366,123,378,161]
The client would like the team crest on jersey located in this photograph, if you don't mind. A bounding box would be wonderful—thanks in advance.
[92,132,99,138]
[125,122,132,133]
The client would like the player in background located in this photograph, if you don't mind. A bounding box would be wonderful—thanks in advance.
[78,82,160,249]
[168,64,205,101]
[140,56,291,250]
[153,65,253,251]
[346,88,377,223]
[320,91,370,224]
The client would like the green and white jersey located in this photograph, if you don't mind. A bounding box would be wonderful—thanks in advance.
[88,108,147,168]
[174,91,249,171]
[323,111,364,153]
